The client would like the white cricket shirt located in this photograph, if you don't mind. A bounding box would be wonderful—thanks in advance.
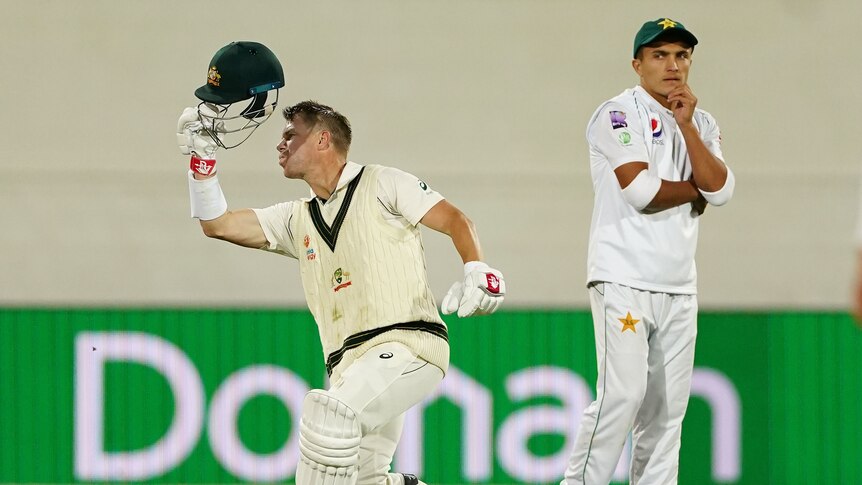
[585,85,726,294]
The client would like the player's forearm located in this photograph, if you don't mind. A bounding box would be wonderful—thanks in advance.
[420,200,483,263]
[679,123,728,192]
[448,214,484,264]
[644,179,700,211]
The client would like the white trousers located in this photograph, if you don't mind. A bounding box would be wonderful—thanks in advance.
[327,341,444,485]
[562,282,697,485]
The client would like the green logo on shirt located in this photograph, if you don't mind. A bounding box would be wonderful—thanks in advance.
[618,131,632,145]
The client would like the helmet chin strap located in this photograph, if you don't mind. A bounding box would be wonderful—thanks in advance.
[240,93,271,119]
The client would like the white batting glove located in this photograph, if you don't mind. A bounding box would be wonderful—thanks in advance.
[441,262,506,318]
[177,106,222,176]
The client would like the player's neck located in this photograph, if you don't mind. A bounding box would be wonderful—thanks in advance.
[308,159,347,200]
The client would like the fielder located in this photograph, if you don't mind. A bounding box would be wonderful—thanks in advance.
[178,42,505,485]
[561,19,735,485]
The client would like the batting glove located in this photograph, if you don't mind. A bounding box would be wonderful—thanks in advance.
[177,106,222,176]
[441,261,506,318]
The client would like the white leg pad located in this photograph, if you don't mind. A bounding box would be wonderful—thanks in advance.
[295,390,362,485]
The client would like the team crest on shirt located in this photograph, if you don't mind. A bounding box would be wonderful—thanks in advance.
[609,110,627,129]
[650,113,664,145]
[331,267,352,292]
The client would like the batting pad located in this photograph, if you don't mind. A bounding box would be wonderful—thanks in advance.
[295,390,361,485]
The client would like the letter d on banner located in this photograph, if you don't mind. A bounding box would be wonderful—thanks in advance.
[74,332,205,480]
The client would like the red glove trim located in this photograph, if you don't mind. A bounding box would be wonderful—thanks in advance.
[485,273,501,294]
[190,156,216,176]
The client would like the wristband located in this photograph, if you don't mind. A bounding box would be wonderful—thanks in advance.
[699,167,735,207]
[188,170,228,220]
[190,155,216,176]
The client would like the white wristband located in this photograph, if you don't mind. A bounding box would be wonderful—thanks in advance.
[188,170,228,220]
[699,167,735,207]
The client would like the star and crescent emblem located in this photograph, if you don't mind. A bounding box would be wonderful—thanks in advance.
[658,18,677,30]
[619,312,640,333]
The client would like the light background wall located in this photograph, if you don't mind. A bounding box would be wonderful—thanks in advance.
[0,0,857,309]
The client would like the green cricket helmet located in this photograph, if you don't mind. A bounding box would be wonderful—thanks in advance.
[194,41,285,149]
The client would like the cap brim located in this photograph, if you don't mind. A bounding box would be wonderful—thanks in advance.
[194,84,247,104]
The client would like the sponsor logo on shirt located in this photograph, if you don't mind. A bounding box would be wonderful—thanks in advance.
[331,267,352,292]
[418,180,429,191]
[650,114,664,145]
[618,131,632,145]
[650,114,663,138]
[609,110,628,129]
[304,234,316,260]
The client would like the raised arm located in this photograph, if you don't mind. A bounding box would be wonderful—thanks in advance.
[669,85,734,206]
[189,174,267,249]
[179,106,268,249]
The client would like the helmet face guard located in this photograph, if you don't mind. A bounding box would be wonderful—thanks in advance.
[196,89,279,149]
[193,41,285,149]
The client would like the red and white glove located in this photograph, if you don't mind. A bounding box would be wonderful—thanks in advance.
[176,106,221,176]
[441,261,506,317]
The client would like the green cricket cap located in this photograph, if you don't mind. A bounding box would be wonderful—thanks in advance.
[195,41,285,104]
[633,18,698,58]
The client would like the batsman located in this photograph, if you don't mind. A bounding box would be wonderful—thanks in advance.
[177,41,506,485]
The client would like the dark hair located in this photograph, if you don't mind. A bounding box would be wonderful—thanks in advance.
[636,31,695,59]
[282,101,352,154]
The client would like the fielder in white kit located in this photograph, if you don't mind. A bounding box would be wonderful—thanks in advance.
[561,18,735,485]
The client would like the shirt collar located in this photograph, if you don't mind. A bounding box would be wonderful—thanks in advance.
[309,161,363,201]
[634,85,673,115]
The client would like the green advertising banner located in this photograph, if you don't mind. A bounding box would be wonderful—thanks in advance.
[0,309,860,484]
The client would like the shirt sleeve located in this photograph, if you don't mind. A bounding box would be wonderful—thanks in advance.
[251,201,300,259]
[698,111,725,162]
[588,101,651,170]
[377,166,445,226]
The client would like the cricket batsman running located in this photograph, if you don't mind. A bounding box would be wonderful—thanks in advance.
[177,41,506,485]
